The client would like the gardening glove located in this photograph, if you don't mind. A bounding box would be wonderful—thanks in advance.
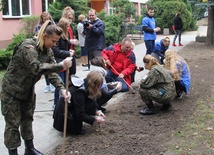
[95,116,105,124]
[60,57,72,70]
[70,39,79,45]
[96,110,106,118]
[60,89,71,103]
[115,82,122,92]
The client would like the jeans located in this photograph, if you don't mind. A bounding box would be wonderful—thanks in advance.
[173,30,182,44]
[105,69,129,92]
[45,75,50,85]
[145,40,155,55]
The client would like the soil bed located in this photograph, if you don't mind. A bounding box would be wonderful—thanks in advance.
[48,41,214,155]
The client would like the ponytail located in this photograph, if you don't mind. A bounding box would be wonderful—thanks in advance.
[37,20,62,51]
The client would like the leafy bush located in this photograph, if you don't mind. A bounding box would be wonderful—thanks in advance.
[6,33,27,51]
[20,16,39,38]
[0,49,13,70]
[145,0,198,33]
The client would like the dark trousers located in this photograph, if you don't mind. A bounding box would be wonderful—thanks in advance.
[54,72,66,105]
[105,69,129,92]
[175,80,186,93]
[44,75,50,85]
[88,50,102,60]
[173,30,182,44]
[145,40,155,55]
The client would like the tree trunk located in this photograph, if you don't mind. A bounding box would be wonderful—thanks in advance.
[205,7,214,46]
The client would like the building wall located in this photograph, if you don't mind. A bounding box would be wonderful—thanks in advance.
[0,0,42,49]
[90,0,105,12]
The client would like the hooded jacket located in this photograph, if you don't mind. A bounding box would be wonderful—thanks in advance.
[153,39,169,59]
[101,43,136,86]
[142,13,157,40]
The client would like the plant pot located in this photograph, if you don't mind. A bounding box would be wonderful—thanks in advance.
[196,36,206,42]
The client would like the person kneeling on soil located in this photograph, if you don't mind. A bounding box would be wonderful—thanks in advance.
[164,49,191,99]
[53,71,106,135]
[90,57,122,113]
[139,55,176,115]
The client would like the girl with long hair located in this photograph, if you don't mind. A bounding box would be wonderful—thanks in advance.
[164,49,191,99]
[53,71,106,135]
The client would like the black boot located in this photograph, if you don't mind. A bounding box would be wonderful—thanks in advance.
[24,139,43,155]
[139,102,156,115]
[8,148,18,155]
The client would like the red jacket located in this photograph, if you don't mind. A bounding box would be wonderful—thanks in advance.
[101,43,136,85]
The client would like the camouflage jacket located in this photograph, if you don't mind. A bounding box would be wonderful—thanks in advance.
[140,65,175,94]
[1,38,65,100]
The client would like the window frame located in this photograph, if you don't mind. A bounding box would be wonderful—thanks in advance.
[108,1,115,15]
[2,0,32,19]
[42,0,55,12]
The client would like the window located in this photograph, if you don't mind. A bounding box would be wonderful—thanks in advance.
[42,0,55,12]
[2,0,31,18]
[108,1,115,15]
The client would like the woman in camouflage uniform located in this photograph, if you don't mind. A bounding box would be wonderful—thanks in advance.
[0,20,72,155]
[139,55,176,115]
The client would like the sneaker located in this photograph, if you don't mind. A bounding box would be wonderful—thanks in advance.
[50,84,55,93]
[139,107,156,115]
[176,91,183,99]
[82,64,88,67]
[179,43,183,46]
[172,43,176,46]
[44,85,50,93]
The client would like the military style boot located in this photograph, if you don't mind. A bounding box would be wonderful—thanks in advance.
[139,102,156,115]
[8,148,18,155]
[24,139,43,155]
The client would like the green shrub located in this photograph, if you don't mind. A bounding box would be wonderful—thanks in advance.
[20,16,39,38]
[6,33,27,51]
[0,49,12,70]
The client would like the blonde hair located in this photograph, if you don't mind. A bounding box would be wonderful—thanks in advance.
[86,71,103,100]
[57,18,70,40]
[37,20,62,51]
[62,6,75,20]
[165,49,189,81]
[143,54,159,69]
[78,14,85,21]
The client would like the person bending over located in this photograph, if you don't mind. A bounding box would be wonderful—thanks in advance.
[90,57,122,113]
[164,49,191,99]
[1,20,72,155]
[139,55,175,115]
[53,71,106,135]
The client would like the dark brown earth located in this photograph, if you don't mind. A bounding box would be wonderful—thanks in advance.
[47,41,214,155]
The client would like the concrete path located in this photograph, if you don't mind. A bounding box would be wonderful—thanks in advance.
[0,26,206,155]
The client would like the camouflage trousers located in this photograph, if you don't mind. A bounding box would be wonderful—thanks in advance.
[1,91,36,149]
[139,88,175,106]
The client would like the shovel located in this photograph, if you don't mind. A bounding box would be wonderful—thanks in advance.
[61,69,69,155]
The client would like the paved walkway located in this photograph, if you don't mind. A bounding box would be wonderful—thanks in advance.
[0,26,206,154]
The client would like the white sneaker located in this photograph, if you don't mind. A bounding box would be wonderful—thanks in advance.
[50,84,55,93]
[44,85,50,93]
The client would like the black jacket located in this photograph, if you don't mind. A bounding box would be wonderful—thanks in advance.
[173,16,183,30]
[52,35,76,75]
